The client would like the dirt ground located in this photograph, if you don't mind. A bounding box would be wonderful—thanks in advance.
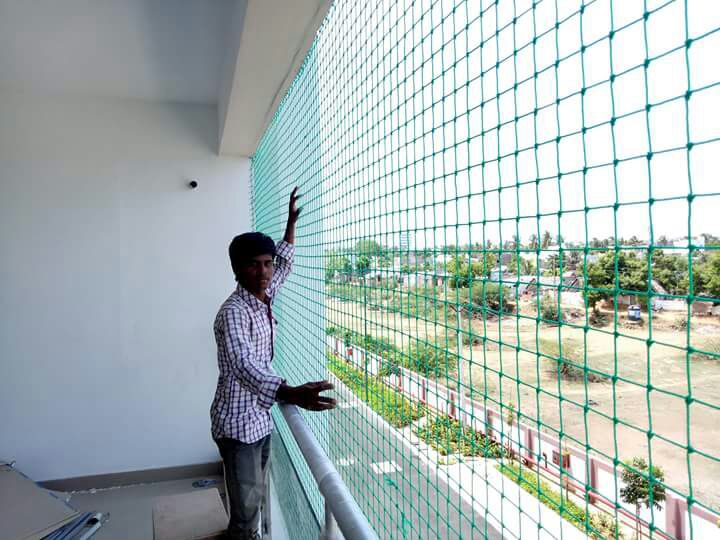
[326,298,720,509]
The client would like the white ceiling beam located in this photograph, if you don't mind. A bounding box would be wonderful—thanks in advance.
[218,0,331,157]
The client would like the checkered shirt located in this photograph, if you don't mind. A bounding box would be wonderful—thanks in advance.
[210,240,294,442]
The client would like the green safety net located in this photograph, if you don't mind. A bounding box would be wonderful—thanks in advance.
[252,0,720,538]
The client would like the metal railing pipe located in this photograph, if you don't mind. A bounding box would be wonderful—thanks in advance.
[278,403,379,540]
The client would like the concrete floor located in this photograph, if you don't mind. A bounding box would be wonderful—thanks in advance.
[63,475,289,540]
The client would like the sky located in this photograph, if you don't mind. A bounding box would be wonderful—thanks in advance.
[305,0,719,250]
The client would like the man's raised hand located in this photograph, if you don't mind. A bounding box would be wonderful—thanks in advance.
[288,186,302,224]
[283,186,302,244]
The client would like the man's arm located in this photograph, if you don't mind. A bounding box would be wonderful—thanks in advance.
[219,308,283,410]
[220,308,336,411]
[266,241,294,297]
[267,187,301,296]
[283,186,301,245]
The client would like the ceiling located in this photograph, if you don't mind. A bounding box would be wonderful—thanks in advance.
[0,0,331,155]
[0,0,235,104]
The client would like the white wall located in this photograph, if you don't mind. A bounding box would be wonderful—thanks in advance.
[0,90,251,481]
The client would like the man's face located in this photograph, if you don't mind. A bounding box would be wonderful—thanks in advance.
[237,254,275,294]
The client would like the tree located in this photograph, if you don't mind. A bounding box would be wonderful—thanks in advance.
[702,233,720,246]
[567,250,582,271]
[541,230,552,249]
[651,250,688,295]
[508,253,525,275]
[522,257,536,275]
[454,282,513,314]
[325,253,351,282]
[507,252,537,276]
[584,251,648,310]
[446,256,466,288]
[528,234,539,250]
[355,240,383,256]
[696,251,720,297]
[473,282,512,314]
[620,457,666,539]
[503,235,520,250]
[544,253,561,277]
[446,256,479,288]
[377,254,392,268]
[355,255,371,275]
[482,252,498,276]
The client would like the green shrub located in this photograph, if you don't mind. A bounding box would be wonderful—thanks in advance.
[695,336,720,361]
[501,462,626,539]
[499,462,598,537]
[404,339,458,378]
[539,338,606,383]
[670,316,689,331]
[331,327,398,357]
[589,512,625,540]
[378,357,401,377]
[331,325,458,379]
[415,415,508,458]
[327,352,424,427]
[505,401,516,426]
[453,283,514,316]
[589,309,609,327]
[356,333,396,356]
[540,295,563,324]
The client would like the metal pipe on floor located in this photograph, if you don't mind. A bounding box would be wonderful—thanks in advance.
[278,403,378,540]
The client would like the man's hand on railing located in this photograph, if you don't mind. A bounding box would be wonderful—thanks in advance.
[277,381,337,411]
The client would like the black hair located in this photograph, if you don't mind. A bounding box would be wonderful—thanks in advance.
[229,232,276,281]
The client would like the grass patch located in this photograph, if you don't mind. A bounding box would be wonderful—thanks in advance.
[327,352,424,427]
[498,462,623,539]
[414,415,508,458]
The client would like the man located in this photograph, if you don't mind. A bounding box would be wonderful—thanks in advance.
[210,187,336,540]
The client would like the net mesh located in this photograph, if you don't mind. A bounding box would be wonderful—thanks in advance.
[252,0,720,538]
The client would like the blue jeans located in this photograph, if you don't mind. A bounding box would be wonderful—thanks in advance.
[215,436,271,540]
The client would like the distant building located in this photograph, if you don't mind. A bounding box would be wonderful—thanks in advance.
[489,266,508,281]
[671,236,706,254]
[399,232,413,251]
[435,253,454,266]
[400,270,449,288]
[508,275,586,298]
